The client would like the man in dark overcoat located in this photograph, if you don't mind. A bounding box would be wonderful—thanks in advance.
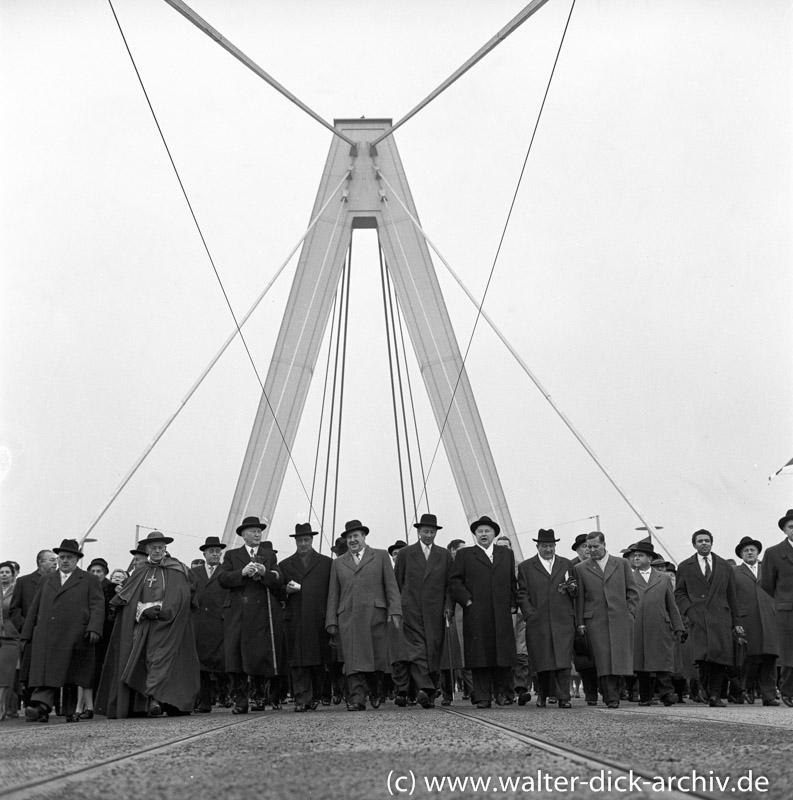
[96,531,200,718]
[734,536,779,705]
[218,516,287,713]
[192,536,227,713]
[675,529,743,707]
[629,541,685,706]
[279,522,333,712]
[326,520,402,711]
[574,531,638,708]
[21,539,104,723]
[448,515,517,708]
[392,513,453,709]
[517,529,576,708]
[760,509,793,706]
[10,549,58,705]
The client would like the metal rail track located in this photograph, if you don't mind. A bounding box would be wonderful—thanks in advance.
[441,707,722,800]
[0,713,266,800]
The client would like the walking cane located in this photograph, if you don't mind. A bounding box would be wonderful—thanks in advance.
[445,616,455,703]
[266,586,278,675]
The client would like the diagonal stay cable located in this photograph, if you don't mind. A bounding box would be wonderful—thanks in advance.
[80,171,349,544]
[161,0,355,146]
[376,2,670,559]
[371,0,552,146]
[379,0,577,522]
[104,0,329,533]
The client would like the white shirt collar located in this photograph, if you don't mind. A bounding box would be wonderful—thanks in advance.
[477,542,494,561]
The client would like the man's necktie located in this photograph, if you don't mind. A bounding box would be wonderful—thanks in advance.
[704,558,712,582]
[250,548,257,560]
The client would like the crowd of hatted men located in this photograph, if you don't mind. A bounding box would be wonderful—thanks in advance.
[2,507,793,722]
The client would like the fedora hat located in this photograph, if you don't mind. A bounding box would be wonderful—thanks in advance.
[87,557,109,572]
[778,509,793,530]
[236,516,267,535]
[533,528,559,544]
[330,537,348,555]
[341,519,369,538]
[199,536,227,552]
[572,533,588,552]
[261,541,278,554]
[413,513,442,530]
[388,539,408,556]
[626,540,658,559]
[469,515,500,536]
[140,530,174,546]
[53,539,83,558]
[290,522,318,538]
[734,536,763,558]
[129,545,148,557]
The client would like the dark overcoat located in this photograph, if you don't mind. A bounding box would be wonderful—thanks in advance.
[633,569,685,672]
[279,549,333,667]
[760,540,793,666]
[326,547,401,674]
[96,558,200,717]
[9,570,42,632]
[21,568,104,687]
[735,563,778,657]
[574,556,638,676]
[393,542,453,672]
[10,569,44,683]
[674,552,739,666]
[517,555,575,672]
[218,545,287,676]
[448,545,517,669]
[191,564,227,672]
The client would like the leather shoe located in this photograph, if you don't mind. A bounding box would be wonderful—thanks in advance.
[370,696,381,709]
[309,700,320,711]
[763,699,780,706]
[194,706,211,714]
[708,697,726,707]
[536,698,547,708]
[476,701,492,709]
[416,690,434,709]
[662,693,679,706]
[332,694,342,705]
[606,701,619,709]
[293,704,306,712]
[558,700,572,709]
[586,700,598,706]
[346,702,365,711]
[231,705,248,714]
[65,714,80,723]
[517,691,532,706]
[271,703,283,711]
[25,703,50,723]
[148,701,163,717]
[781,696,793,708]
[78,709,94,719]
[394,694,407,707]
[441,697,451,706]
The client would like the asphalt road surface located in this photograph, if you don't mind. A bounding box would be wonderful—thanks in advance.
[1,698,789,800]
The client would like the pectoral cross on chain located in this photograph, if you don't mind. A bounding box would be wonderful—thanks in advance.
[146,572,158,588]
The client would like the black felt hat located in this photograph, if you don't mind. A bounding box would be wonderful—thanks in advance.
[199,536,227,552]
[469,515,500,536]
[236,516,267,535]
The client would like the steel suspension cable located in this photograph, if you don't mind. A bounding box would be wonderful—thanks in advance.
[330,245,354,539]
[105,0,334,539]
[393,287,431,520]
[162,0,355,146]
[371,0,552,146]
[377,0,577,527]
[319,249,350,542]
[383,252,420,529]
[309,288,341,555]
[378,244,410,538]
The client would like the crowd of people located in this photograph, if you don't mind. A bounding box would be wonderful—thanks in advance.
[2,507,793,722]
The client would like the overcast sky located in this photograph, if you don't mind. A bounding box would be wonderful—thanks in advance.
[2,0,791,573]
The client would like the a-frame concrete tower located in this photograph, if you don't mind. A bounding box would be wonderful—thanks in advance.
[223,118,519,556]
